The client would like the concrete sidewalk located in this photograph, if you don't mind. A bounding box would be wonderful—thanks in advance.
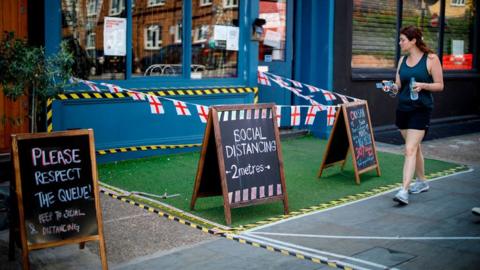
[1,133,479,270]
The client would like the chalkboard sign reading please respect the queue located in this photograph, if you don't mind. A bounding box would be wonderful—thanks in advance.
[318,101,381,184]
[11,129,107,270]
[191,104,289,225]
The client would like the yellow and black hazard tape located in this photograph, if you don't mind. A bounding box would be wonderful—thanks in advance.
[100,187,357,270]
[46,87,258,132]
[96,143,202,155]
[100,188,220,235]
[230,165,469,232]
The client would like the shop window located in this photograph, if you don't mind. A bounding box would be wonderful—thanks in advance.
[63,0,126,80]
[60,0,243,80]
[352,0,477,72]
[147,0,166,7]
[133,1,183,77]
[443,0,475,70]
[145,25,162,50]
[402,0,439,55]
[191,1,239,78]
[351,0,397,69]
[199,0,212,6]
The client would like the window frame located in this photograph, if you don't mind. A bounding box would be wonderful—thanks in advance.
[199,0,213,7]
[193,25,208,44]
[86,32,96,50]
[450,0,465,7]
[144,25,162,50]
[351,0,478,80]
[223,0,238,9]
[109,0,125,16]
[147,0,166,8]
[87,0,98,16]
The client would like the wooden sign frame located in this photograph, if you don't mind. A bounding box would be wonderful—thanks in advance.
[11,129,108,270]
[318,101,381,184]
[190,103,289,225]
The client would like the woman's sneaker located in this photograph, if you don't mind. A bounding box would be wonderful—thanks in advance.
[393,189,409,205]
[409,180,429,194]
[473,207,480,216]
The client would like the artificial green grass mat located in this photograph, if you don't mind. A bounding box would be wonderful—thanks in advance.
[98,136,460,226]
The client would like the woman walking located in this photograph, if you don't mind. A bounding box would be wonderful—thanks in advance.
[388,25,444,205]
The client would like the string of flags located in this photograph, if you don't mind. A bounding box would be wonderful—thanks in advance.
[68,74,355,127]
[257,71,361,106]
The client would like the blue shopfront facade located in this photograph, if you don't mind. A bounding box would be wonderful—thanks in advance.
[41,0,479,162]
[43,0,335,162]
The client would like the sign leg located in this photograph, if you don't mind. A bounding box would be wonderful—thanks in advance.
[21,249,30,270]
[99,239,108,270]
[224,205,232,226]
[355,173,361,185]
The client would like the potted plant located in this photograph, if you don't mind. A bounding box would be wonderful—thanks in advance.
[0,31,74,133]
[0,31,74,183]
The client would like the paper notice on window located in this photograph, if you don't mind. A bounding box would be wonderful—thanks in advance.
[213,25,228,40]
[452,40,464,56]
[263,30,282,49]
[226,26,239,51]
[260,13,281,28]
[104,17,126,56]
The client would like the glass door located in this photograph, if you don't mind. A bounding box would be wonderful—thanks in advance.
[258,0,294,105]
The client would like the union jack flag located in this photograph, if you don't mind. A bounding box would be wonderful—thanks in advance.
[196,105,209,123]
[290,106,301,126]
[147,95,164,114]
[173,100,191,116]
[257,71,271,86]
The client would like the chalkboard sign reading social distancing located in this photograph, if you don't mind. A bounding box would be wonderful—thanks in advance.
[318,101,381,184]
[11,129,107,270]
[191,104,289,225]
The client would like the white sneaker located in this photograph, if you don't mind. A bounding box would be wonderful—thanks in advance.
[393,189,409,205]
[473,207,480,216]
[409,179,429,194]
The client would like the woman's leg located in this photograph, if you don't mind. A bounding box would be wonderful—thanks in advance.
[402,129,426,190]
[415,144,426,180]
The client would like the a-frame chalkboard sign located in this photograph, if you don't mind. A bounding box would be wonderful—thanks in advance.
[11,129,108,270]
[318,101,381,184]
[191,104,289,225]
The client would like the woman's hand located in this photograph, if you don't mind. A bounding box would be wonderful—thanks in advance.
[413,82,426,92]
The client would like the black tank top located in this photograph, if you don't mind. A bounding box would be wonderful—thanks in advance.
[398,53,434,111]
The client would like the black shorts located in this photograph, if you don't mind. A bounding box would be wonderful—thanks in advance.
[395,109,431,131]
